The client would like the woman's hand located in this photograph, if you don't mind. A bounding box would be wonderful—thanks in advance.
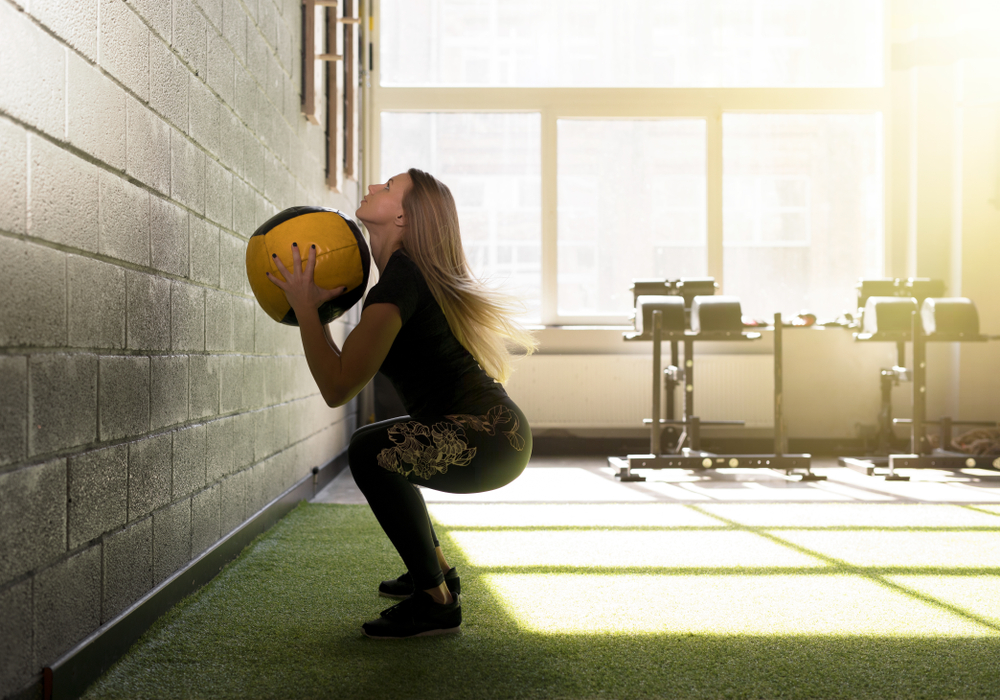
[266,243,345,317]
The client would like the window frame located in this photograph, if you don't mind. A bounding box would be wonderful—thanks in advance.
[363,0,892,327]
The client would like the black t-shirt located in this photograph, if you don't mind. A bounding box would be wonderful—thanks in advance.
[362,250,508,417]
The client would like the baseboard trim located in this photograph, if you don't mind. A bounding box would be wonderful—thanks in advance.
[41,452,348,700]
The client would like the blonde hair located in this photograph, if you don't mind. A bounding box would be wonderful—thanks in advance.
[399,168,536,384]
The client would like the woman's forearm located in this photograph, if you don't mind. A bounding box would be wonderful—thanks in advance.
[297,309,351,407]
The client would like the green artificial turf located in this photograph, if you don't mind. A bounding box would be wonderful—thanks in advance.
[83,502,1000,700]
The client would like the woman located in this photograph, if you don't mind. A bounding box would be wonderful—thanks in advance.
[267,169,535,639]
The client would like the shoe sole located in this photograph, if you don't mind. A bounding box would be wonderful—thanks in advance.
[362,625,461,639]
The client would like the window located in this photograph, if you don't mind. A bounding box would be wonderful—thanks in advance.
[370,0,887,324]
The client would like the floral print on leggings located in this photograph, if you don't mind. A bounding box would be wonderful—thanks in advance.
[376,405,525,479]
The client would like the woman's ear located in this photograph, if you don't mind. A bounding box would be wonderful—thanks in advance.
[394,212,406,228]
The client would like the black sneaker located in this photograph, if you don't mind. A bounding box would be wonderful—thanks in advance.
[362,590,462,639]
[378,566,461,599]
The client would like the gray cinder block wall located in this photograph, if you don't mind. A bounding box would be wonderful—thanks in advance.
[0,0,360,696]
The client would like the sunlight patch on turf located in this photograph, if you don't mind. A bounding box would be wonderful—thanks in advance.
[482,573,997,636]
[886,575,1000,629]
[450,530,824,568]
[421,467,655,503]
[699,503,1000,528]
[772,531,1000,568]
[426,503,719,528]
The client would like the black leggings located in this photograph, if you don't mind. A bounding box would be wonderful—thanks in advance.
[349,398,531,590]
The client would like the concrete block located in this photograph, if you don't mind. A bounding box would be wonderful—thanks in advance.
[219,231,245,293]
[243,129,264,191]
[32,545,101,669]
[29,135,100,252]
[0,357,27,466]
[153,498,191,584]
[189,355,221,419]
[207,31,235,107]
[130,0,172,41]
[220,109,244,180]
[189,78,221,158]
[246,20,270,84]
[99,355,150,441]
[67,51,126,170]
[245,463,266,516]
[67,255,126,350]
[29,0,99,61]
[0,458,66,582]
[68,444,127,548]
[0,579,33,699]
[170,281,206,352]
[231,411,255,472]
[0,118,27,236]
[126,270,172,351]
[150,195,190,277]
[150,355,189,430]
[234,297,256,353]
[99,0,150,101]
[126,96,171,195]
[190,217,220,286]
[206,416,234,482]
[172,423,206,497]
[149,37,189,130]
[190,482,220,555]
[205,157,233,229]
[242,357,265,410]
[102,516,152,620]
[232,175,256,239]
[234,64,257,133]
[205,290,234,352]
[223,0,248,64]
[128,434,172,521]
[0,235,66,350]
[172,0,207,78]
[170,129,206,214]
[28,354,97,458]
[257,0,278,51]
[218,354,243,414]
[0,2,65,137]
[219,469,246,535]
[99,170,150,266]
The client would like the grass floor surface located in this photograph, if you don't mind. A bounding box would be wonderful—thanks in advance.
[83,502,1000,699]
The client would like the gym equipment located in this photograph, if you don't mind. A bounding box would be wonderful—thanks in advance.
[610,278,820,482]
[839,278,998,480]
[246,206,371,325]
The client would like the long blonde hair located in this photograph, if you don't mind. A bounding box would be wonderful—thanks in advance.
[400,168,536,383]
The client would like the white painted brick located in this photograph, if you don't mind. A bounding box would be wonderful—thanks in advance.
[204,157,233,228]
[246,27,270,89]
[220,108,244,177]
[196,0,223,32]
[243,129,265,191]
[0,236,67,349]
[99,0,150,101]
[67,255,126,349]
[223,0,247,64]
[275,10,292,75]
[172,0,207,78]
[264,51,284,114]
[207,31,235,107]
[189,217,220,285]
[255,189,276,230]
[149,38,189,130]
[67,51,127,171]
[0,2,65,138]
[126,96,171,195]
[150,195,190,277]
[29,0,99,62]
[28,136,100,252]
[257,0,277,50]
[130,0,172,42]
[189,77,221,157]
[99,170,150,266]
[170,129,206,213]
[244,0,259,24]
[0,118,27,235]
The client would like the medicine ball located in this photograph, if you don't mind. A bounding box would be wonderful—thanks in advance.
[246,206,371,325]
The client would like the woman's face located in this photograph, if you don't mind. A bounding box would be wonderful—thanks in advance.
[355,173,411,229]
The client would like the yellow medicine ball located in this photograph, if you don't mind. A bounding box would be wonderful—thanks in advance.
[246,206,371,325]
